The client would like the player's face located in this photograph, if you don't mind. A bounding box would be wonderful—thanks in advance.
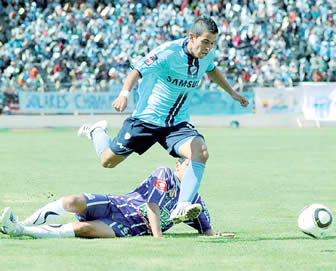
[189,31,217,59]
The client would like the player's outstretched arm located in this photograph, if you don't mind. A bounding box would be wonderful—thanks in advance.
[207,67,249,107]
[204,228,236,238]
[112,69,140,112]
[146,202,163,238]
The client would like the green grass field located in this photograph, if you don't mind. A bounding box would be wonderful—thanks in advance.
[1,127,336,271]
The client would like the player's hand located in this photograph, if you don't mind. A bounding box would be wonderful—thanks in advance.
[232,93,249,107]
[112,96,128,112]
[215,232,236,238]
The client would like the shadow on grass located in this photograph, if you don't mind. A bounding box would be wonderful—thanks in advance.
[164,233,336,243]
[204,235,336,243]
[164,233,201,239]
[2,232,336,243]
[0,235,34,241]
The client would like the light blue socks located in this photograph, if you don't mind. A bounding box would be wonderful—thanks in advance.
[92,128,111,157]
[178,160,205,203]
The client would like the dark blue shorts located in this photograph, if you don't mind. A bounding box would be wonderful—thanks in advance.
[75,193,132,237]
[110,117,204,157]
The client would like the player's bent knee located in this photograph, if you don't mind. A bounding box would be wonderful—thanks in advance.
[201,149,209,163]
[188,138,209,163]
[193,144,209,163]
[99,149,115,168]
[201,145,209,162]
[63,195,86,213]
[73,221,116,238]
[100,153,126,168]
[73,222,96,238]
[101,159,120,168]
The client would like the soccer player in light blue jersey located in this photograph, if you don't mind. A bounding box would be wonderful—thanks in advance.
[78,17,249,224]
[0,159,235,239]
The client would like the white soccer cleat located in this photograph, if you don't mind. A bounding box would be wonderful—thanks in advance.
[170,202,202,224]
[0,207,23,237]
[77,120,108,140]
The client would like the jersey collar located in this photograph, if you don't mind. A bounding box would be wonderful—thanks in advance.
[182,38,194,58]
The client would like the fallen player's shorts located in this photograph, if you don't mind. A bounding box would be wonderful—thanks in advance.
[110,117,204,157]
[75,193,133,237]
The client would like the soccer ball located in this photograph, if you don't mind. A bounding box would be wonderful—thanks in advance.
[298,203,334,238]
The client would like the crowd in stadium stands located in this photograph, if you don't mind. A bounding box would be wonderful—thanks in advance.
[0,0,335,98]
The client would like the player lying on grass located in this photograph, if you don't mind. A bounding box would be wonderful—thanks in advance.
[0,159,234,239]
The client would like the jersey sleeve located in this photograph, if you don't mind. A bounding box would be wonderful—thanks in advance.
[131,44,170,78]
[146,167,174,207]
[184,194,212,233]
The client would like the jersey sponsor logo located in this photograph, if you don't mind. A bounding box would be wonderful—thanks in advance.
[154,178,168,192]
[145,54,158,65]
[166,76,199,88]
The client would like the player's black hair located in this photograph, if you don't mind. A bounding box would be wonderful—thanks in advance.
[190,17,218,37]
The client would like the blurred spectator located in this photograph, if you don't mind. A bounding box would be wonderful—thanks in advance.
[2,86,19,114]
[0,0,335,94]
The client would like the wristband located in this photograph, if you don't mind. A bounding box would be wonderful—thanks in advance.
[119,90,130,98]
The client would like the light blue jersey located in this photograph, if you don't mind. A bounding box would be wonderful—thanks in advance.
[131,38,216,127]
